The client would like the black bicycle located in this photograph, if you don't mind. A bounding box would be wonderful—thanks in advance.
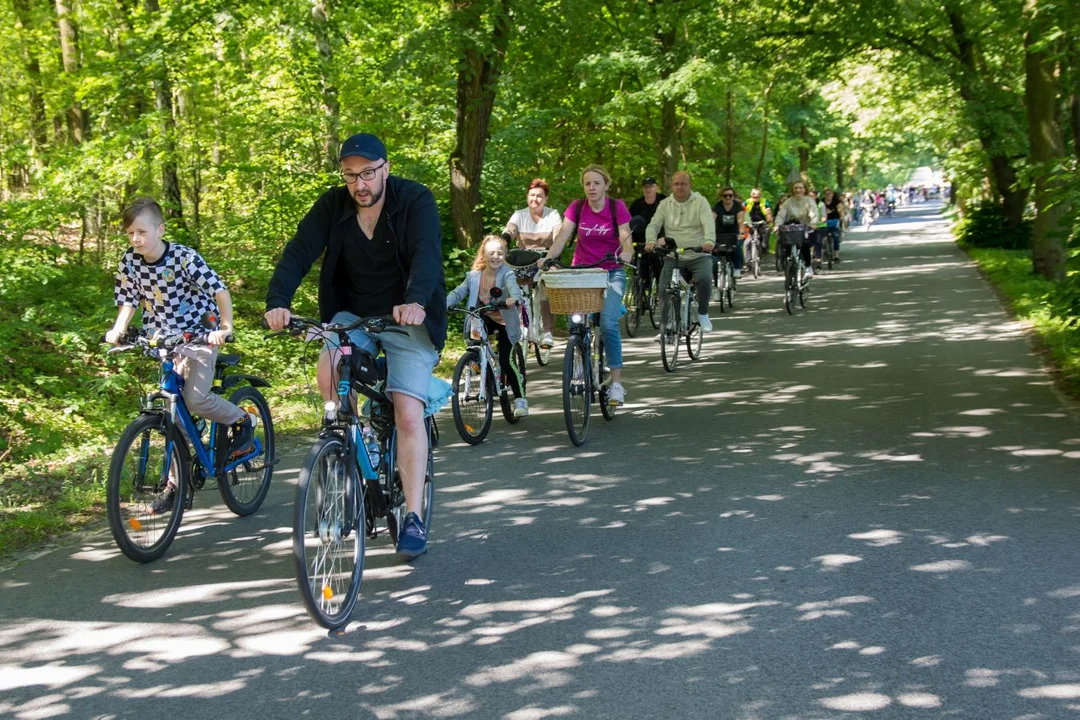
[657,246,704,372]
[745,221,768,279]
[542,255,622,446]
[269,315,436,630]
[623,248,660,336]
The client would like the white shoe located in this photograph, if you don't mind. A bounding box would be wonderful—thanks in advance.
[733,268,742,278]
[512,398,529,418]
[653,333,663,343]
[805,266,814,278]
[540,332,553,349]
[607,382,626,406]
[699,314,713,332]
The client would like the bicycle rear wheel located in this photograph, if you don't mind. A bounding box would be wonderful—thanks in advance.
[660,294,680,372]
[294,435,364,630]
[107,414,189,563]
[686,293,702,360]
[386,422,436,547]
[452,350,493,444]
[215,386,275,516]
[500,342,527,424]
[562,335,591,446]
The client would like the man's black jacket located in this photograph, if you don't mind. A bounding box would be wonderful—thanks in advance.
[266,176,448,351]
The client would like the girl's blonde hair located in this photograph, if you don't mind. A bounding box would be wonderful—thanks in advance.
[471,234,507,271]
[580,164,612,187]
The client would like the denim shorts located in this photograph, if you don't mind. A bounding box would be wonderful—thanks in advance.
[325,311,439,404]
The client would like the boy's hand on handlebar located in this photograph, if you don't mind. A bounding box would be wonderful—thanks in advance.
[264,308,291,331]
[207,329,231,346]
[393,302,426,326]
[105,328,125,345]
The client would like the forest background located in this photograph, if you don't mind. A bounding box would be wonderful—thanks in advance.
[0,0,1076,551]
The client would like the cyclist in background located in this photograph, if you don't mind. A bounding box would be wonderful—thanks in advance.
[712,187,745,282]
[540,164,634,405]
[629,176,666,302]
[773,179,818,276]
[743,187,773,255]
[822,187,846,262]
[644,170,716,332]
[502,178,561,350]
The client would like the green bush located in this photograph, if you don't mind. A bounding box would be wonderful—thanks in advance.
[956,201,1033,250]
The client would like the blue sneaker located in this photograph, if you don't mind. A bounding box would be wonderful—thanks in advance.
[397,512,428,559]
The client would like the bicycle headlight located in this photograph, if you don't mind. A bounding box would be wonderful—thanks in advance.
[324,400,339,414]
[571,313,584,324]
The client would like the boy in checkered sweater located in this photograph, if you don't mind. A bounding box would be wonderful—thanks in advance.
[106,198,254,509]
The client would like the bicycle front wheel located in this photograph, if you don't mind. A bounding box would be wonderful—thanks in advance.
[107,414,189,563]
[500,342,527,424]
[647,278,660,329]
[661,294,680,372]
[452,350,493,444]
[216,386,275,516]
[623,275,641,337]
[784,261,796,315]
[294,435,364,630]
[562,335,591,446]
[686,293,703,360]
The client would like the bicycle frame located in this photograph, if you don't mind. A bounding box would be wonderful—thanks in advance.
[456,308,509,403]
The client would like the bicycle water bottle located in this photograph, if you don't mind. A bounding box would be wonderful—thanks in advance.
[361,425,381,473]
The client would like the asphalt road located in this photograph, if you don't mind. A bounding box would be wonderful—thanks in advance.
[2,203,1079,719]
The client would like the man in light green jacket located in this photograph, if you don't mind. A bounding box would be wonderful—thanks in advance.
[644,171,716,332]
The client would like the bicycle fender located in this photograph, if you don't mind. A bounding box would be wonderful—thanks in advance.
[221,374,271,391]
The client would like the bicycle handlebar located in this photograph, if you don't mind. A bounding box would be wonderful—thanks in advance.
[261,314,405,338]
[543,252,625,271]
[102,327,233,352]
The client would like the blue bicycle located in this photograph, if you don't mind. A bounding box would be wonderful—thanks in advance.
[104,328,275,563]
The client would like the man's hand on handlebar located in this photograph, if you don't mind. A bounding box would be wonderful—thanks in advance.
[702,241,715,253]
[393,302,426,326]
[264,307,291,332]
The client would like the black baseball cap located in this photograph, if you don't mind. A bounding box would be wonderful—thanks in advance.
[643,177,657,186]
[339,133,387,162]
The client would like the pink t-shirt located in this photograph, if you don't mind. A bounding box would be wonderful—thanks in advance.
[565,198,631,270]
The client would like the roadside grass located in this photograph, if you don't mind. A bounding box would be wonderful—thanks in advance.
[961,245,1080,397]
[0,338,466,561]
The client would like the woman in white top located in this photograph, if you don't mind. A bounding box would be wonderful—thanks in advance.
[774,180,819,276]
[502,179,561,347]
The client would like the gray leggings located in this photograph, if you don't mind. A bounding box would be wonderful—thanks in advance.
[174,345,246,425]
[660,253,712,317]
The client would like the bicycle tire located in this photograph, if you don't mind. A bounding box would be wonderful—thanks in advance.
[623,275,642,337]
[784,261,795,315]
[500,342,527,424]
[562,335,591,446]
[215,386,275,516]
[661,293,680,372]
[294,435,364,630]
[726,268,735,309]
[107,414,189,563]
[452,350,493,444]
[647,277,660,329]
[686,292,702,360]
[598,335,616,421]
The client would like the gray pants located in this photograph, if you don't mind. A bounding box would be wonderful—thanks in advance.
[660,253,712,318]
[174,345,246,425]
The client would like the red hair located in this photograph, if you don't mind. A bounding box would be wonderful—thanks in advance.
[528,178,550,196]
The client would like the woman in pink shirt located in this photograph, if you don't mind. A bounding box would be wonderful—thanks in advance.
[541,164,634,405]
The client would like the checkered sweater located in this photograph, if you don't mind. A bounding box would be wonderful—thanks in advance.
[114,242,226,337]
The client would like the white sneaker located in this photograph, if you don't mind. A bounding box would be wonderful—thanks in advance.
[699,314,713,332]
[540,332,553,349]
[512,398,529,418]
[733,268,742,278]
[805,266,814,278]
[607,382,626,406]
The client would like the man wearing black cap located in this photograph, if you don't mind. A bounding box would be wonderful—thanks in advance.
[265,132,446,559]
[629,177,666,308]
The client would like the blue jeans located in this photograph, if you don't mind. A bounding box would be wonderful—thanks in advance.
[600,268,626,369]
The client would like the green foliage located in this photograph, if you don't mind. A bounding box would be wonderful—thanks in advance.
[956,201,1034,250]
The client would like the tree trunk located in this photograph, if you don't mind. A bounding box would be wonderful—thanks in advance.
[754,84,771,187]
[144,0,183,226]
[799,123,809,183]
[947,6,1028,227]
[311,0,340,172]
[448,0,512,250]
[55,0,88,143]
[13,0,48,161]
[724,89,734,186]
[1025,0,1068,282]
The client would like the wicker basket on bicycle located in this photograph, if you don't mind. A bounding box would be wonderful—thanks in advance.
[778,224,814,247]
[540,268,608,314]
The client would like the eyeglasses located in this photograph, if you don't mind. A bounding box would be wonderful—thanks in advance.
[341,161,386,184]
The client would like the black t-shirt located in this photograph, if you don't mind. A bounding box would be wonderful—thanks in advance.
[712,200,744,238]
[745,198,770,223]
[629,193,666,245]
[340,213,406,317]
[825,195,842,221]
